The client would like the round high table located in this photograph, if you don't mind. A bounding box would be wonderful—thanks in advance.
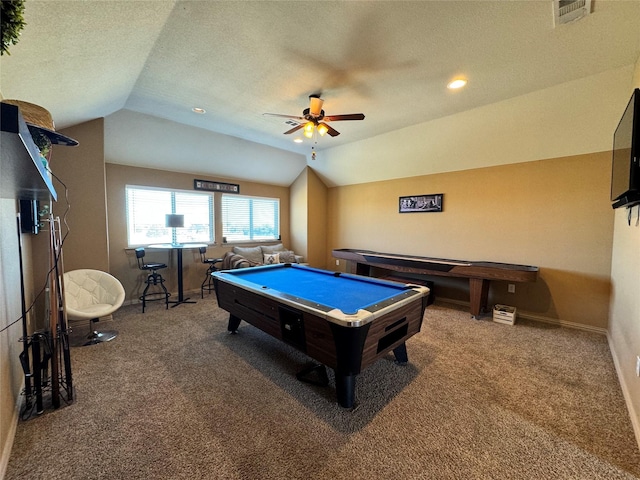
[147,243,207,307]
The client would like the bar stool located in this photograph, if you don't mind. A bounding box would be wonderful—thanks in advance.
[199,246,223,298]
[135,247,170,312]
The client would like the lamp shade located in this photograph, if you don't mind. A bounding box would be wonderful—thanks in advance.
[165,214,184,228]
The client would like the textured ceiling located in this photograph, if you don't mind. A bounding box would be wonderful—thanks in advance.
[1,0,639,186]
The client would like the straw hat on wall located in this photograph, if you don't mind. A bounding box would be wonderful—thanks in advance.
[1,99,78,147]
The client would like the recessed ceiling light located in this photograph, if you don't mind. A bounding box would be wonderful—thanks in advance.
[447,78,467,90]
[293,138,303,143]
[192,107,206,114]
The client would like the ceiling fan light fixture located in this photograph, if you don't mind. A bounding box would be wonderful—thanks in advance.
[317,123,329,136]
[264,94,364,138]
[303,121,315,138]
[447,78,467,90]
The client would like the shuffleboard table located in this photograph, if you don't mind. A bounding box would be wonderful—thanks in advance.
[333,249,538,318]
[212,263,430,408]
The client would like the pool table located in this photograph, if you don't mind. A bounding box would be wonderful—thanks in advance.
[212,263,430,408]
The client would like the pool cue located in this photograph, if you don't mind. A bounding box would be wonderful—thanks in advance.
[52,217,73,401]
[16,214,33,405]
[48,214,60,408]
[31,333,44,414]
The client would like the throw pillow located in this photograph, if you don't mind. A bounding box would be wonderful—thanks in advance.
[263,253,280,265]
[232,246,263,264]
[278,250,298,263]
[261,243,287,254]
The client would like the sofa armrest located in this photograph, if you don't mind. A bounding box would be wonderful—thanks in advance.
[221,251,261,269]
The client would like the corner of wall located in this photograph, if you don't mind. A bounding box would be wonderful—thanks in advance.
[306,168,328,269]
[55,119,109,272]
[289,168,309,260]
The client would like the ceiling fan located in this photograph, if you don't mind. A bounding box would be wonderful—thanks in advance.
[264,94,365,138]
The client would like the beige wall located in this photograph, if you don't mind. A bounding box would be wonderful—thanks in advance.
[53,119,108,272]
[608,56,640,444]
[106,163,291,304]
[307,168,328,269]
[0,199,27,477]
[290,169,308,262]
[290,167,328,269]
[327,151,614,329]
[610,205,640,439]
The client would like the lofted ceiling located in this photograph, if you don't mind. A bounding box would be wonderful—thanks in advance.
[1,0,639,187]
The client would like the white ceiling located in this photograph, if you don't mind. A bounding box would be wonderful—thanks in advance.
[1,1,639,186]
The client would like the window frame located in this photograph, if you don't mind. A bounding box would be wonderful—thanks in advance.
[125,185,215,247]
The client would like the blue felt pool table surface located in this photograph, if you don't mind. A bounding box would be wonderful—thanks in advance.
[221,263,416,315]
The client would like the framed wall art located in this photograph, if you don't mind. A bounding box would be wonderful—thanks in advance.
[399,193,443,213]
[194,179,240,194]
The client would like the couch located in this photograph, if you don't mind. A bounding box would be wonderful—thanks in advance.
[220,243,303,270]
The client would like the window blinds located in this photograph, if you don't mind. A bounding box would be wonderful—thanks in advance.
[126,186,214,246]
[221,194,279,242]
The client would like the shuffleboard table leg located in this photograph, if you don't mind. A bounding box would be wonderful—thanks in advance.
[469,278,490,319]
[392,342,408,365]
[335,373,357,409]
[228,315,241,333]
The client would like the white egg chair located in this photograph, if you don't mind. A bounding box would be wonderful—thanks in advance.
[63,269,125,346]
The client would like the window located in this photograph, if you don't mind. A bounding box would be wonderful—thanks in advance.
[221,194,280,242]
[126,186,214,246]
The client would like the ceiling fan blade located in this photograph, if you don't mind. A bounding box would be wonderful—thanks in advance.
[320,123,340,137]
[323,113,365,122]
[283,124,304,135]
[309,96,324,116]
[263,113,305,121]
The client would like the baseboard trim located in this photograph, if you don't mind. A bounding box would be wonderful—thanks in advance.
[607,335,640,452]
[517,311,607,335]
[433,297,607,335]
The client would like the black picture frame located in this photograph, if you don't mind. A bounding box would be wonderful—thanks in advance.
[194,179,240,194]
[399,193,443,213]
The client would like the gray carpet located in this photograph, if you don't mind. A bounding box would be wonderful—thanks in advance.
[5,295,640,479]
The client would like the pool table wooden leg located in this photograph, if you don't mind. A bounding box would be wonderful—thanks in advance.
[227,315,241,333]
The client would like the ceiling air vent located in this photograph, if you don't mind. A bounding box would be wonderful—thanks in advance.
[553,0,591,27]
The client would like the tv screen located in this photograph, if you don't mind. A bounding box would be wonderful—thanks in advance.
[611,88,640,209]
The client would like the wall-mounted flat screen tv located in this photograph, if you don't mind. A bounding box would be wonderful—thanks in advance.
[611,88,640,209]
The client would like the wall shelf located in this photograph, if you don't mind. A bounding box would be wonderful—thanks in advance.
[1,102,57,202]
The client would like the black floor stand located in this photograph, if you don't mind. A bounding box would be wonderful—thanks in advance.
[296,363,329,387]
